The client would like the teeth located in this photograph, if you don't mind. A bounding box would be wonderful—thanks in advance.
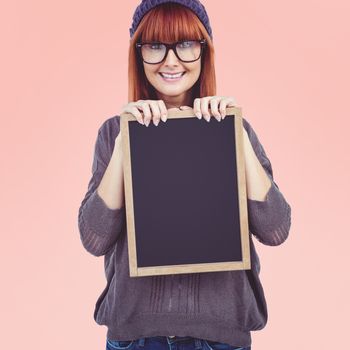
[161,72,183,79]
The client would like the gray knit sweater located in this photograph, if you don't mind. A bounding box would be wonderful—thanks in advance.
[77,115,291,348]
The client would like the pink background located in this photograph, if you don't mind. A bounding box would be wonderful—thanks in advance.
[1,0,349,348]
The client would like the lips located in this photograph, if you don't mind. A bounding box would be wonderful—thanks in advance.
[159,72,186,78]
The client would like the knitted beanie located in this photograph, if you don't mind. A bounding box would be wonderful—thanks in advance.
[129,0,213,40]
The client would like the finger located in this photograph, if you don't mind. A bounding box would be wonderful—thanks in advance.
[125,102,144,125]
[221,98,236,119]
[138,101,152,127]
[158,100,168,122]
[226,98,236,107]
[179,105,192,110]
[193,98,202,119]
[210,97,222,122]
[132,100,148,125]
[129,106,145,125]
[149,100,161,126]
[219,98,229,120]
[201,96,212,122]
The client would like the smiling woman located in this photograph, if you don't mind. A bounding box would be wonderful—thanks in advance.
[77,1,291,349]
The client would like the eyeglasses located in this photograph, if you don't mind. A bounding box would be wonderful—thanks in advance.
[136,39,207,64]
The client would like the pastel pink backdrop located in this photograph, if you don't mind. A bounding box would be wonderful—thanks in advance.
[1,1,349,349]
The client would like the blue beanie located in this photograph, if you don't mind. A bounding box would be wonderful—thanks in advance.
[129,0,213,40]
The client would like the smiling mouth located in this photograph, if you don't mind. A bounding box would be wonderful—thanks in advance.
[159,72,186,80]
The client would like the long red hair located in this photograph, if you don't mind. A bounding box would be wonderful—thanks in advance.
[128,2,216,105]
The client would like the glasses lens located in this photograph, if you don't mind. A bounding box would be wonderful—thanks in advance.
[141,41,202,63]
[141,43,166,63]
[176,40,201,62]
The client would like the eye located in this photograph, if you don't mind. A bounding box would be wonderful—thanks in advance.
[149,43,164,50]
[178,41,194,48]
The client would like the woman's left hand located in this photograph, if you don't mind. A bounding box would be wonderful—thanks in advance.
[179,96,237,122]
[180,98,271,201]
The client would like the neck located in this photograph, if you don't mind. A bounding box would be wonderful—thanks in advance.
[156,91,193,109]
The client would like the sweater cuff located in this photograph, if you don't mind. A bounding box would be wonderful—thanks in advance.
[247,181,291,246]
[81,189,126,237]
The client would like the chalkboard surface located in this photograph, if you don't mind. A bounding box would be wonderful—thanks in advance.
[120,106,250,277]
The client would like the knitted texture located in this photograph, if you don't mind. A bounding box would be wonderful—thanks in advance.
[129,0,213,39]
[77,115,292,347]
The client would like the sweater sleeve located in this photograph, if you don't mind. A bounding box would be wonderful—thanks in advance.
[78,116,125,257]
[243,118,292,246]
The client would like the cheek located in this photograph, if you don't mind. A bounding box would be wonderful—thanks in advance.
[189,65,201,80]
[144,70,159,86]
[143,64,158,79]
[191,63,201,76]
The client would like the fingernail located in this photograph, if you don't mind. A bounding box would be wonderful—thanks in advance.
[154,119,159,126]
[145,120,149,127]
[195,112,202,119]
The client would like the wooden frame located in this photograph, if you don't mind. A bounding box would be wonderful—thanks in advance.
[120,106,250,277]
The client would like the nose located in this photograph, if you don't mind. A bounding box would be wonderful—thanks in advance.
[164,48,179,64]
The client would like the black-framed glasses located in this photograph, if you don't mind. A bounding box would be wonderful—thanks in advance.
[136,39,207,64]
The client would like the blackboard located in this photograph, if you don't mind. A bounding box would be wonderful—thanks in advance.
[120,106,250,277]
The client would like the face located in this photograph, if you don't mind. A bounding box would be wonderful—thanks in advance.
[142,41,202,108]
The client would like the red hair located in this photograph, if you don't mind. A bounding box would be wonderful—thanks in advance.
[127,2,216,104]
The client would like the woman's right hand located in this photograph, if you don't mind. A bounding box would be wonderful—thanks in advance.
[120,100,169,127]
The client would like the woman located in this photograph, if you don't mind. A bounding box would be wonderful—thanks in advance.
[78,1,292,349]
